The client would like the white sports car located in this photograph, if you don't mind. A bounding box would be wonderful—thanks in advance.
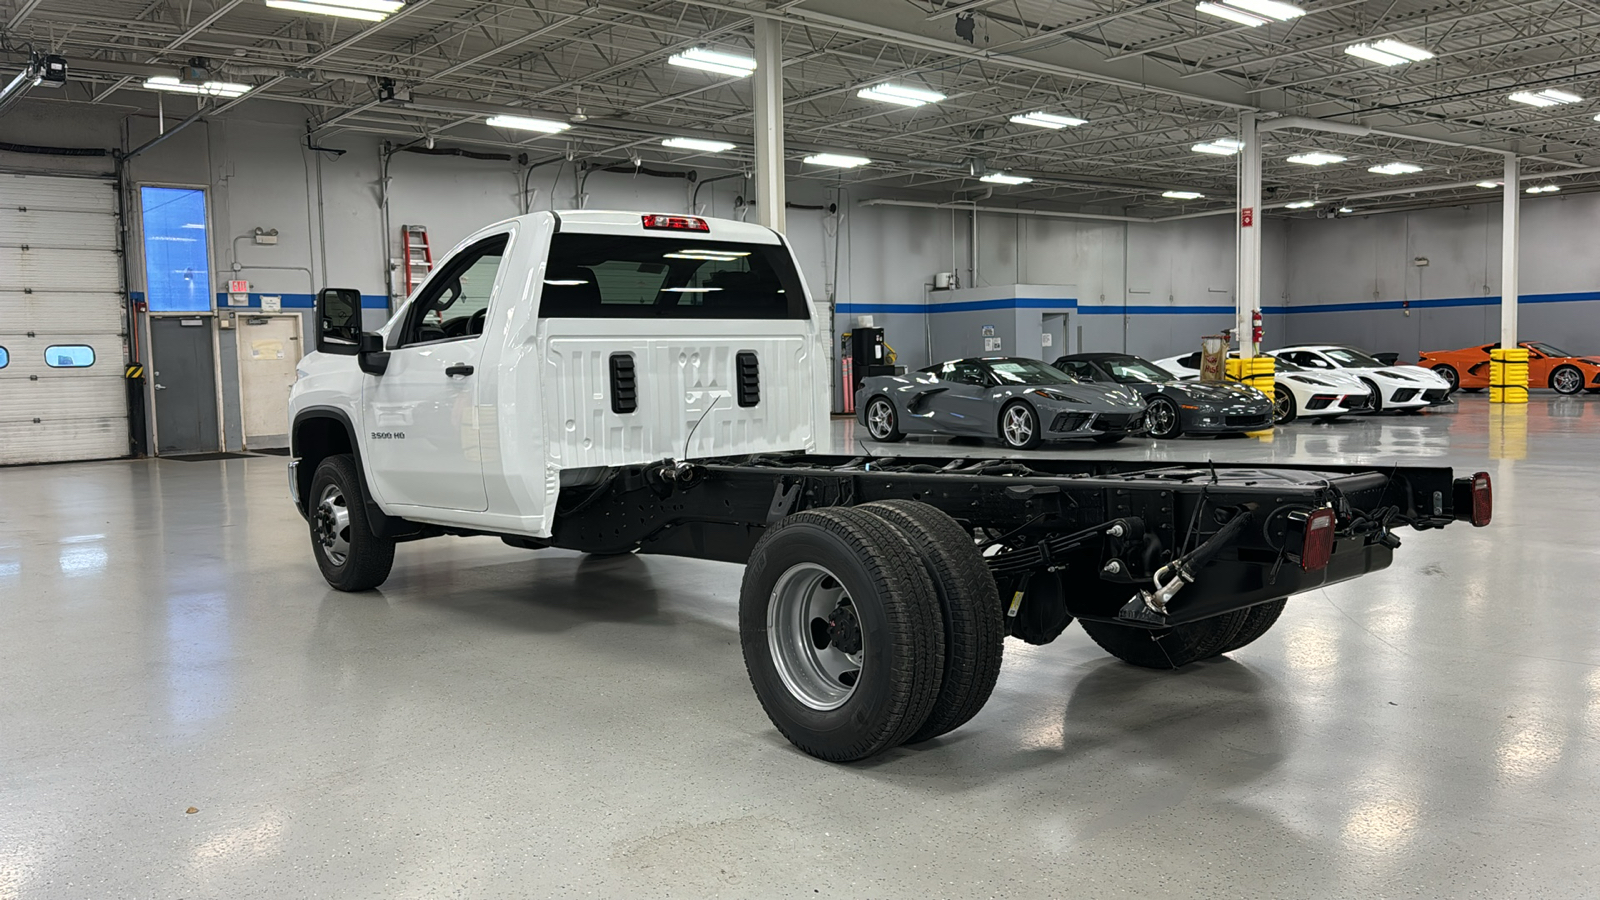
[1154,350,1374,424]
[1270,345,1452,413]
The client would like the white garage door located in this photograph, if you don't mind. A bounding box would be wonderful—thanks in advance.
[0,174,128,465]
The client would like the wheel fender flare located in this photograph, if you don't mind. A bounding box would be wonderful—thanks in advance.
[292,406,415,538]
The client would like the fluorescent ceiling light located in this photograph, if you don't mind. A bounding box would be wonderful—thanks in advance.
[1525,184,1560,194]
[544,279,589,286]
[803,153,872,168]
[1192,138,1243,155]
[661,136,736,153]
[1010,111,1087,129]
[857,84,945,107]
[1284,200,1316,209]
[143,76,250,98]
[1368,162,1422,175]
[484,114,571,134]
[1196,3,1269,26]
[1345,40,1434,66]
[1225,0,1306,20]
[1162,190,1205,199]
[1338,206,1354,213]
[1287,152,1347,166]
[1509,89,1582,107]
[667,47,757,77]
[980,172,1033,185]
[263,0,398,21]
[1476,181,1502,188]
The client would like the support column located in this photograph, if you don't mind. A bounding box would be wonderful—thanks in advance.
[752,17,785,234]
[1236,113,1261,359]
[1492,154,1528,404]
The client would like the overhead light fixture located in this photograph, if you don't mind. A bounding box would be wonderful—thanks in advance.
[667,47,757,78]
[1368,161,1422,175]
[1338,206,1354,213]
[1010,111,1087,129]
[1345,39,1434,66]
[1162,190,1205,199]
[1509,89,1582,107]
[484,114,571,134]
[803,153,872,168]
[263,0,402,21]
[662,136,736,153]
[1192,138,1244,155]
[857,84,945,107]
[1287,152,1347,166]
[1284,200,1316,209]
[1476,181,1502,188]
[143,75,251,98]
[1195,0,1304,27]
[1525,184,1560,194]
[980,172,1033,185]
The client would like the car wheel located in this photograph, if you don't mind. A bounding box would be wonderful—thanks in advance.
[1272,384,1298,425]
[1361,378,1385,413]
[309,454,396,592]
[864,396,905,442]
[998,401,1042,450]
[1435,365,1459,392]
[1551,365,1584,395]
[1145,396,1182,439]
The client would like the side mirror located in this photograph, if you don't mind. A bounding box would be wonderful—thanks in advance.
[315,287,363,354]
[357,332,389,376]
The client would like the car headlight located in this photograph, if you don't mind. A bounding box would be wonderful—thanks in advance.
[1028,389,1080,403]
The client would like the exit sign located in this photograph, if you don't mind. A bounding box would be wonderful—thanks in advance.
[228,280,249,293]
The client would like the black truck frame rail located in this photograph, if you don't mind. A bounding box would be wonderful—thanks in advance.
[546,454,1489,638]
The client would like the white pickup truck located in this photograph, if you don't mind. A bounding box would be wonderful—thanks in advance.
[289,209,1492,762]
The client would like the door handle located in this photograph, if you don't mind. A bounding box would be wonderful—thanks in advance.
[154,384,167,390]
[445,364,474,377]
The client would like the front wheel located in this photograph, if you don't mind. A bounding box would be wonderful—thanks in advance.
[1551,365,1584,395]
[998,401,1042,450]
[1272,384,1298,424]
[1145,396,1183,439]
[864,396,905,442]
[1434,364,1459,392]
[309,454,395,591]
[1361,378,1385,413]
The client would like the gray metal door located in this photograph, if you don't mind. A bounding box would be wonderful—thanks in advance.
[150,317,219,454]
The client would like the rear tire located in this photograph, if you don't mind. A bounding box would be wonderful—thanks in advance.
[1272,384,1298,425]
[1212,598,1287,656]
[1462,387,1485,393]
[1078,609,1249,670]
[739,508,945,761]
[864,396,905,442]
[857,501,1003,743]
[309,454,395,592]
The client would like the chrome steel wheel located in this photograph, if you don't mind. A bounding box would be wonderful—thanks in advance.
[767,562,864,711]
[313,483,352,567]
[1272,389,1294,424]
[1552,366,1583,395]
[866,398,895,440]
[1147,398,1179,438]
[1437,365,1459,391]
[1002,404,1035,447]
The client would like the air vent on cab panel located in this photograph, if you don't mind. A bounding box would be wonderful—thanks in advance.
[736,351,760,407]
[610,353,637,414]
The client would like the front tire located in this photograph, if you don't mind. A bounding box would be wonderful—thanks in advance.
[1078,609,1249,669]
[998,401,1043,450]
[1551,365,1584,395]
[309,454,395,592]
[1145,396,1183,439]
[1272,384,1298,425]
[1434,365,1459,392]
[864,396,905,442]
[1361,378,1385,413]
[740,508,945,761]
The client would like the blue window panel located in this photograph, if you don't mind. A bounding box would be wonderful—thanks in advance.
[0,346,8,369]
[45,345,95,368]
[140,186,212,312]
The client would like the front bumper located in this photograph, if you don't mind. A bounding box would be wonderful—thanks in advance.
[1181,407,1274,433]
[1048,409,1147,439]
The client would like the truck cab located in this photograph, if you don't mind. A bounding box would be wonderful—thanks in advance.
[290,210,821,543]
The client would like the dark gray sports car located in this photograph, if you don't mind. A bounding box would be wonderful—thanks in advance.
[856,357,1148,449]
[1054,352,1274,439]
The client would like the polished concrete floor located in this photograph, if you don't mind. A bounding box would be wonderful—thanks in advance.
[3,395,1598,898]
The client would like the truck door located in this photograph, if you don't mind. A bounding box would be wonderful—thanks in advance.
[362,232,509,511]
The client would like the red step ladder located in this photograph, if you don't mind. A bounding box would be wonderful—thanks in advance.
[401,224,433,295]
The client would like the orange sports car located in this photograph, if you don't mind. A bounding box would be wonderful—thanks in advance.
[1418,341,1600,395]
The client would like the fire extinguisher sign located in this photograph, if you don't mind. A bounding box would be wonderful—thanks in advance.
[1241,207,1254,227]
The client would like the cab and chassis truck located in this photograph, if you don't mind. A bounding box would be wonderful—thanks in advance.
[288,210,1492,762]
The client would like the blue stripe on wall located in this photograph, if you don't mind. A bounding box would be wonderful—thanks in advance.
[213,292,389,310]
[1267,290,1600,315]
[837,289,1600,317]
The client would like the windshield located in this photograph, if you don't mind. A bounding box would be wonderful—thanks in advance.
[539,233,807,319]
[1323,347,1384,368]
[1101,356,1173,383]
[1525,341,1572,358]
[1267,355,1305,372]
[988,359,1077,385]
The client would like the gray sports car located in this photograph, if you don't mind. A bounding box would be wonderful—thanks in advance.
[856,357,1149,449]
[1054,352,1275,438]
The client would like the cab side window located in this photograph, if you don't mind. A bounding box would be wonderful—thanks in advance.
[397,233,509,347]
[1177,352,1201,369]
[948,362,989,386]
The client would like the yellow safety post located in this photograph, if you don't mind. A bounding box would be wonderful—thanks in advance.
[1227,355,1276,435]
[1489,347,1529,404]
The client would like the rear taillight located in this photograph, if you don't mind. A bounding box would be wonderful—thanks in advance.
[1469,471,1492,526]
[641,214,709,232]
[1298,507,1336,571]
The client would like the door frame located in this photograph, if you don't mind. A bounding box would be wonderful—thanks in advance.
[134,181,225,454]
[234,311,304,450]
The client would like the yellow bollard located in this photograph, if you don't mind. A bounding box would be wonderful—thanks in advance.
[1489,347,1529,404]
[1227,356,1276,435]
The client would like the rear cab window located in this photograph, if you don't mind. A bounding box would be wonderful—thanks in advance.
[539,233,807,319]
